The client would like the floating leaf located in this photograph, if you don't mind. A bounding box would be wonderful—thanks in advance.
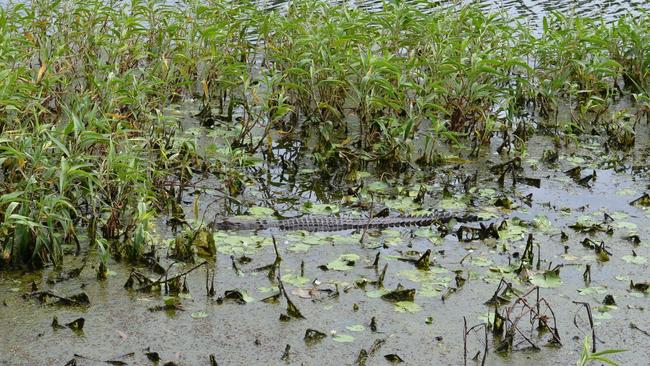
[498,222,527,241]
[616,188,635,196]
[346,324,365,332]
[610,211,629,220]
[394,301,422,313]
[355,171,372,179]
[418,284,444,298]
[530,270,562,288]
[248,206,274,217]
[385,197,419,211]
[439,198,467,210]
[622,255,647,265]
[287,243,311,252]
[191,311,208,319]
[565,156,585,165]
[327,254,360,271]
[303,236,327,245]
[470,256,493,267]
[413,228,440,240]
[367,181,389,193]
[532,215,553,232]
[282,274,310,287]
[380,229,401,238]
[593,311,613,320]
[332,334,355,343]
[366,289,388,298]
[331,234,362,245]
[489,266,513,274]
[257,286,278,294]
[478,188,497,198]
[615,221,637,230]
[302,203,339,214]
[477,312,491,324]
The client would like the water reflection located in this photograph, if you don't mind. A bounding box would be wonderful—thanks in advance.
[262,0,648,22]
[1,0,645,20]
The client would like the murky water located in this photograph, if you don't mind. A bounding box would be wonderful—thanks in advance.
[2,101,650,365]
[1,1,649,365]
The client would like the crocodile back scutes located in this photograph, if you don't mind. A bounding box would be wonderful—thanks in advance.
[214,211,478,232]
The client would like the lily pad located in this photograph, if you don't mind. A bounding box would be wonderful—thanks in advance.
[248,206,274,217]
[287,243,311,252]
[302,203,339,215]
[419,284,444,297]
[498,222,527,241]
[327,254,360,271]
[615,221,637,230]
[394,301,422,313]
[346,324,365,332]
[385,197,420,211]
[332,334,355,343]
[331,234,362,245]
[532,215,553,232]
[191,311,208,319]
[565,156,585,165]
[616,188,636,196]
[622,255,647,265]
[282,273,310,287]
[470,256,493,267]
[367,181,389,193]
[530,270,562,288]
[478,188,497,198]
[439,197,467,210]
[366,289,388,298]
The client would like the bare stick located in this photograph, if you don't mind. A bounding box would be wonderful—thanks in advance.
[573,301,596,353]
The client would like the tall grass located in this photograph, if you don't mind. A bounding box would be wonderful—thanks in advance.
[0,0,647,267]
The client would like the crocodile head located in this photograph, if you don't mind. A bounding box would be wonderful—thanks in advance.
[212,218,266,231]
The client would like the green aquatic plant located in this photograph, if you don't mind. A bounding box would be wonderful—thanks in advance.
[576,337,625,366]
[0,0,648,268]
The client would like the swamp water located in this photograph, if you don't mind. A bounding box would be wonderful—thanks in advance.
[2,104,650,365]
[1,0,650,365]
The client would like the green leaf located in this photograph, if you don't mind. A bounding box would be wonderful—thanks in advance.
[332,334,355,343]
[394,301,422,313]
[327,254,360,271]
[530,270,562,288]
[345,324,365,332]
[287,243,311,252]
[622,255,646,265]
[248,206,274,217]
[281,273,310,287]
[191,311,208,319]
[367,181,389,193]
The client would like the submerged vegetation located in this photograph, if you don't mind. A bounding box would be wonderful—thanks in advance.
[0,0,649,363]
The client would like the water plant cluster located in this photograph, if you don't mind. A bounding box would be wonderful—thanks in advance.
[0,0,648,269]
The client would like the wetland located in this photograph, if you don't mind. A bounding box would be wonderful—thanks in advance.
[1,0,649,365]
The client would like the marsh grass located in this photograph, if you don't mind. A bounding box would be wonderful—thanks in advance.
[0,0,648,267]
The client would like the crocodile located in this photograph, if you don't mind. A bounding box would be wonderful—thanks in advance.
[212,210,479,232]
